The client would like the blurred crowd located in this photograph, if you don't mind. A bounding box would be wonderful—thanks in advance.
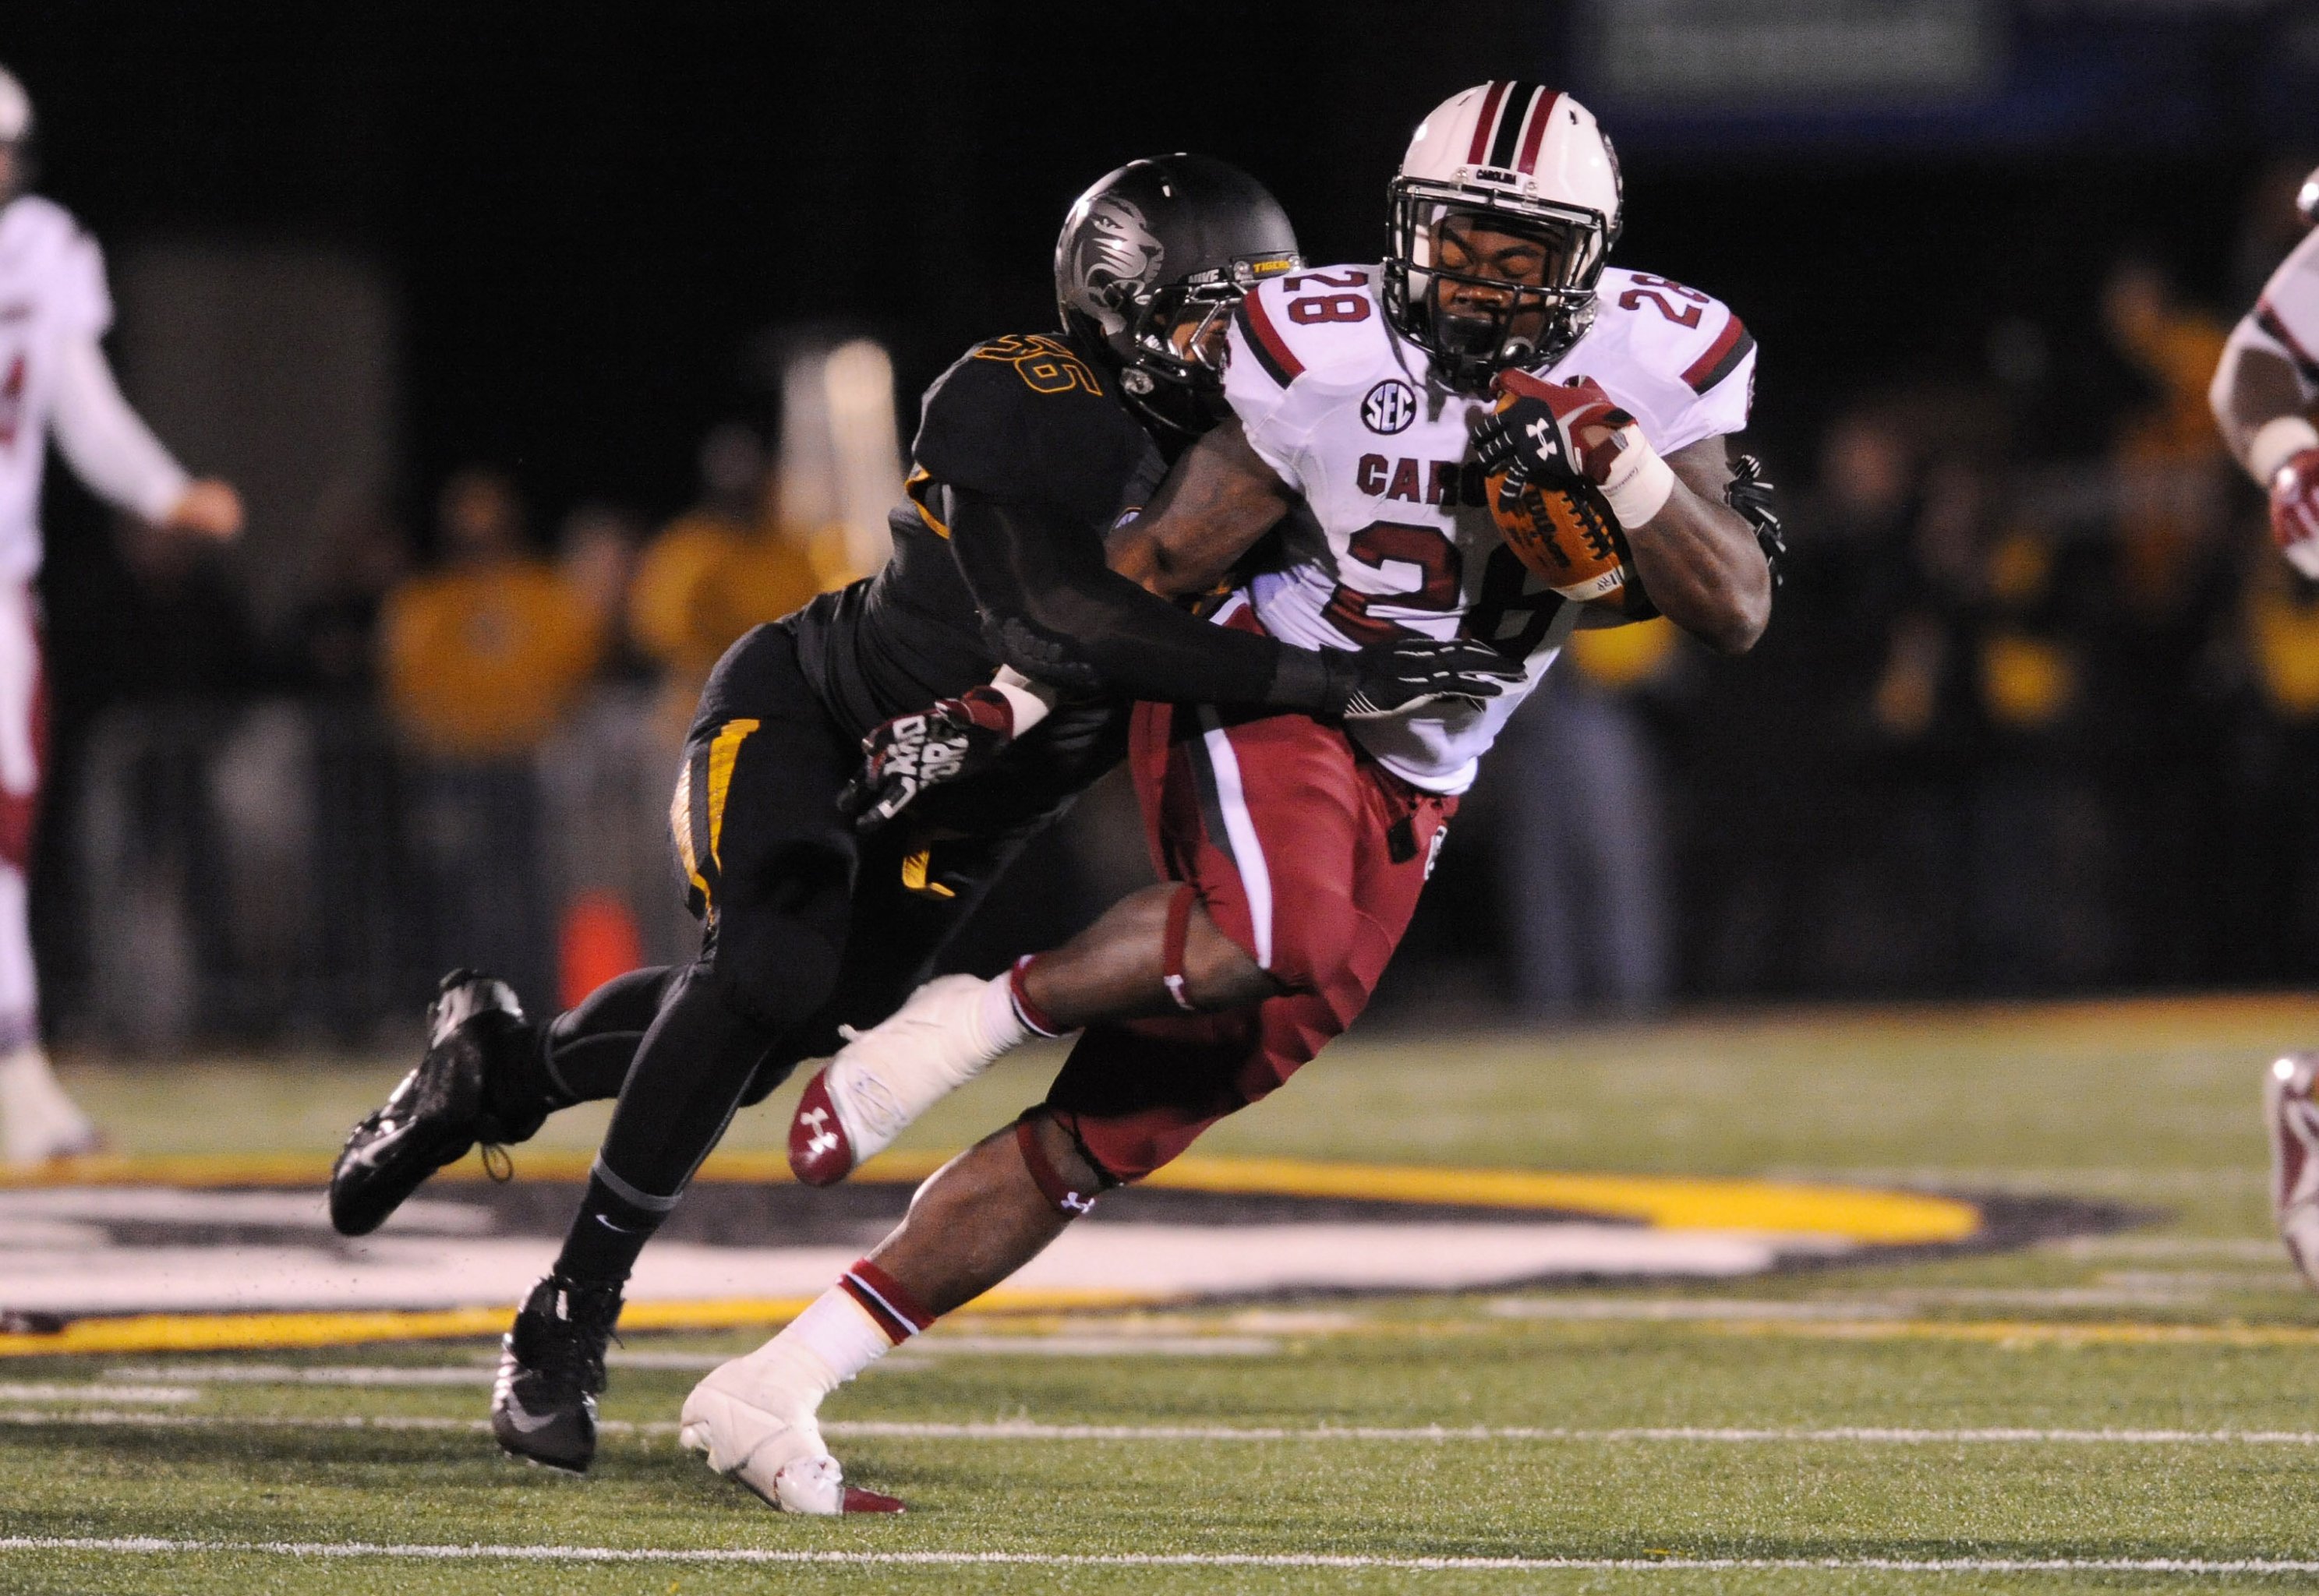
[57,415,872,1043]
[1465,159,2319,1015]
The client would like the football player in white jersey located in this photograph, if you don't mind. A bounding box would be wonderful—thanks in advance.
[0,66,242,1163]
[2212,167,2319,1291]
[670,85,1776,1513]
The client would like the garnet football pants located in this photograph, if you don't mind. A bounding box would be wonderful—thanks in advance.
[1043,685,1453,1184]
[0,584,48,1050]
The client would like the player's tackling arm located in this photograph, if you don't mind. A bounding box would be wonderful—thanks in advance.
[1107,418,1292,598]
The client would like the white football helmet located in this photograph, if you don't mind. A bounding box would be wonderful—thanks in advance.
[1383,83,1623,391]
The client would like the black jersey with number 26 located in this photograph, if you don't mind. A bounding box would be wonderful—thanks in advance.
[789,331,1165,739]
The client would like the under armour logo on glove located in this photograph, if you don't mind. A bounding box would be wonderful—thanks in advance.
[838,687,1017,832]
[1473,368,1637,510]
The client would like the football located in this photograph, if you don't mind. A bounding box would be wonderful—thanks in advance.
[1483,463,1634,606]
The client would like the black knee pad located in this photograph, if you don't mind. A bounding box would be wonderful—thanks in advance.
[705,855,850,1036]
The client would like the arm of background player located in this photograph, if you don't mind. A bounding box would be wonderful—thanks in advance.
[1108,418,1292,598]
[1622,434,1770,656]
[946,486,1342,711]
[49,337,242,538]
[2209,328,2314,482]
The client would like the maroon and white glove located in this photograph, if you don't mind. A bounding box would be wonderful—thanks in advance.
[2272,446,2319,580]
[1474,368,1676,529]
[838,686,1019,832]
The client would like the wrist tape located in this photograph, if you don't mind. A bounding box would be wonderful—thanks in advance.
[2250,415,2319,487]
[1596,425,1676,528]
[990,666,1057,735]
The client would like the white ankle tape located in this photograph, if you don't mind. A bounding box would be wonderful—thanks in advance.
[775,1288,895,1391]
[2251,415,2319,486]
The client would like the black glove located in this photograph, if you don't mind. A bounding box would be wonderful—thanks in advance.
[1319,635,1526,722]
[1725,454,1786,588]
[837,686,1017,832]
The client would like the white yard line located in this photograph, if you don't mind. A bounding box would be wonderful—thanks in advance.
[1489,1297,1910,1322]
[108,1364,496,1386]
[12,1411,2319,1445]
[0,1383,196,1404]
[2,1536,2317,1573]
[96,1336,1281,1388]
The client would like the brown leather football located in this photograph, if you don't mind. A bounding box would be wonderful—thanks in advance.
[1484,462,1631,605]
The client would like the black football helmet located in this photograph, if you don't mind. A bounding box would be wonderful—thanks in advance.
[1055,154,1302,436]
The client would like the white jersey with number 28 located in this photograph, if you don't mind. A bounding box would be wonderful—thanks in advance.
[1221,261,1756,793]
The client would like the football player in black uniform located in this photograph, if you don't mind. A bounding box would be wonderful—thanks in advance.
[326,154,1518,1481]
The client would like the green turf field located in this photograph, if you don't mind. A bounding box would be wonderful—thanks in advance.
[7,997,2319,1592]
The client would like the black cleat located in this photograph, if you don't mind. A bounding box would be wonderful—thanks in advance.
[328,970,540,1237]
[490,1273,623,1473]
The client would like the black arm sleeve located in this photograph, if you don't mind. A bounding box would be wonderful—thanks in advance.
[945,487,1340,712]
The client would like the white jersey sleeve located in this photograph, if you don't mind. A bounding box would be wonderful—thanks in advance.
[2241,226,2319,396]
[1221,267,1396,497]
[0,197,125,581]
[1559,267,1756,459]
[51,337,189,523]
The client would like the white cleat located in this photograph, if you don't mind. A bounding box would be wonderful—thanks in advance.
[677,1350,902,1514]
[2268,1054,2319,1289]
[0,1046,104,1168]
[788,973,1023,1185]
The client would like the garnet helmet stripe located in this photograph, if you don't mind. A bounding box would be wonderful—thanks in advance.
[1489,83,1541,171]
[1464,81,1510,165]
[1515,89,1564,176]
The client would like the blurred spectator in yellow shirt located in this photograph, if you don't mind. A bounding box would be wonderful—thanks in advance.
[380,468,604,758]
[2100,256,2232,614]
[628,422,854,729]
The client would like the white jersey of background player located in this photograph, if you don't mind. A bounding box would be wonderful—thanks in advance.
[1223,94,1755,793]
[0,66,242,1163]
[2215,168,2319,581]
[2217,165,2319,1294]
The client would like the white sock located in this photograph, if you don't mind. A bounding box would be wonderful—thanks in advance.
[735,1280,910,1425]
[976,969,1034,1056]
[0,1044,97,1165]
[789,1285,906,1385]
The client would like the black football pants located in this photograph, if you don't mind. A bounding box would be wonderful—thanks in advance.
[539,623,1034,1273]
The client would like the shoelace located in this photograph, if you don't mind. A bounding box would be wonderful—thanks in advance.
[531,1304,619,1398]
